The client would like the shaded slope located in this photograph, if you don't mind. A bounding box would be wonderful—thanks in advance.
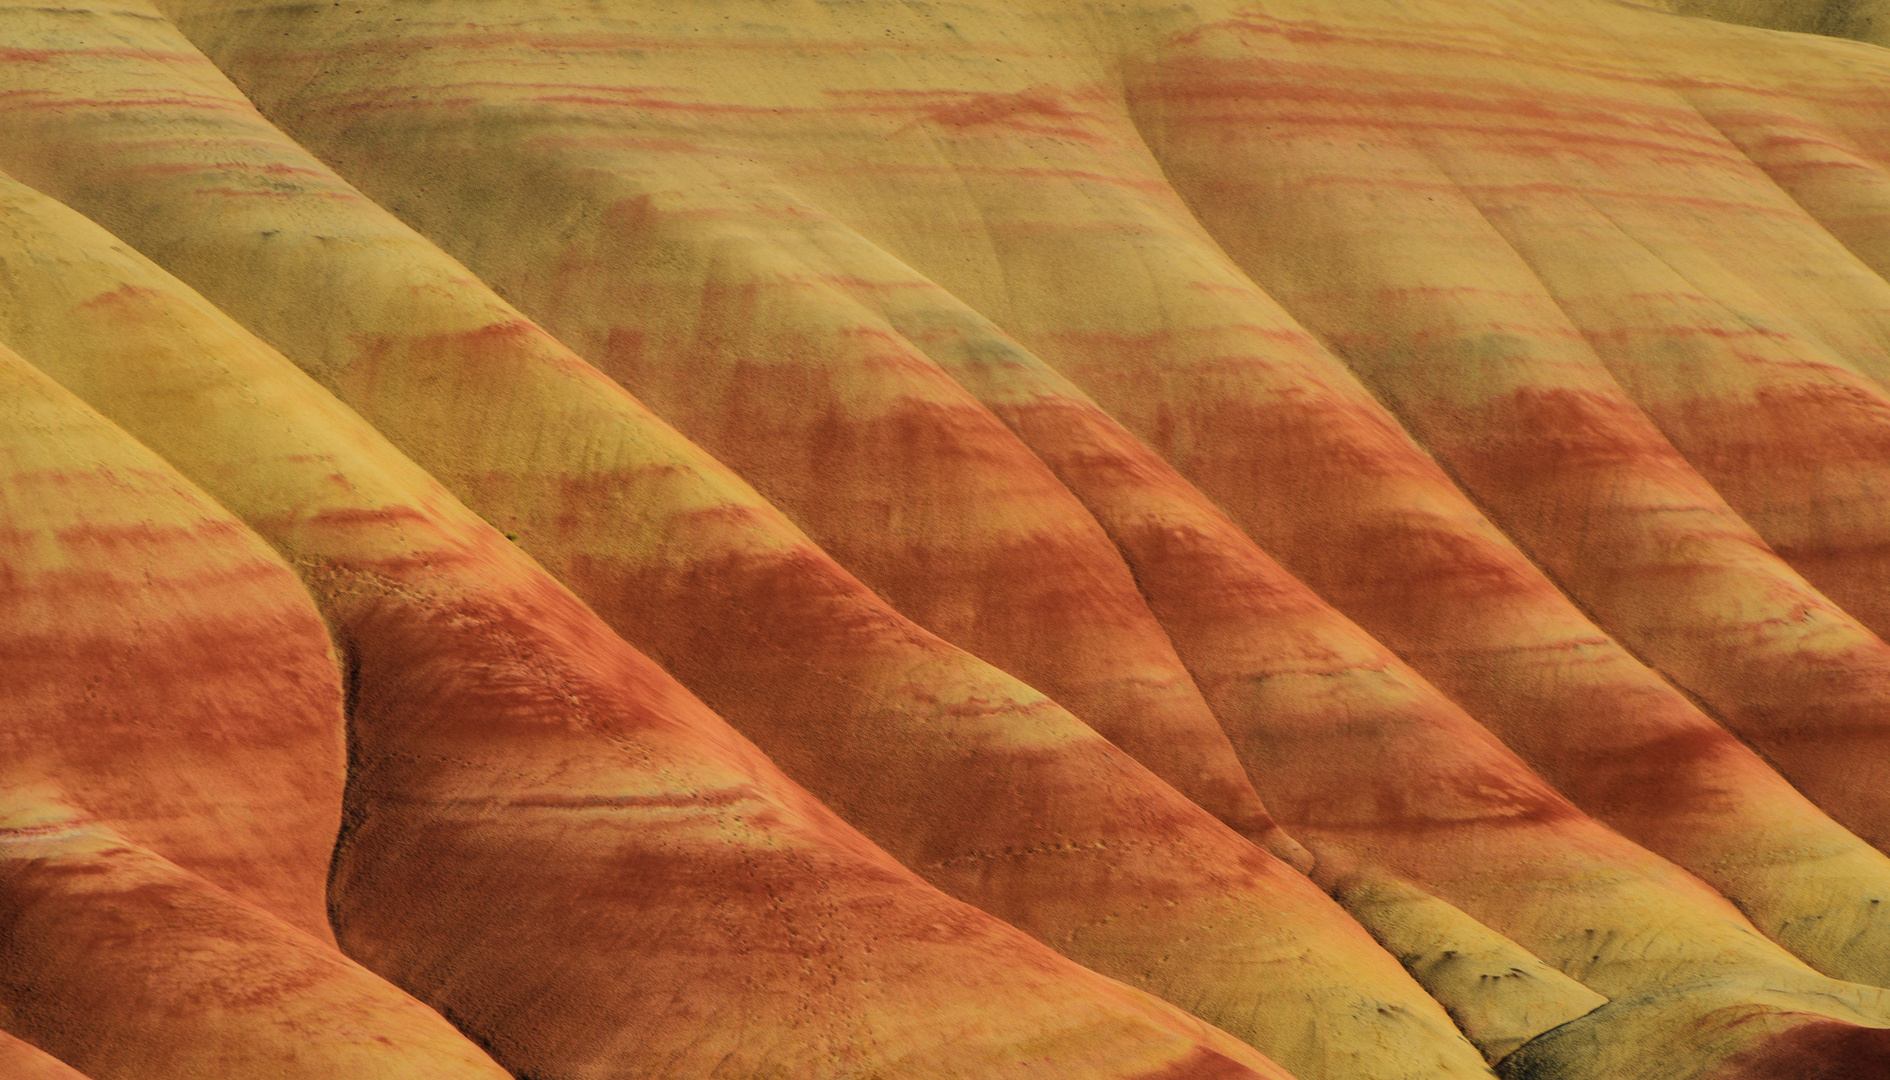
[0,8,1512,1080]
[1642,0,1890,47]
[0,165,1301,1080]
[0,347,513,1080]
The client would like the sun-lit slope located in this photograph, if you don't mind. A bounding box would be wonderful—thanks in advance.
[138,2,1890,1073]
[0,12,1521,1080]
[0,798,515,1080]
[1635,0,1890,660]
[155,0,1879,919]
[791,227,1890,1025]
[518,222,1300,858]
[468,209,1295,856]
[0,167,1308,1080]
[318,125,1634,1061]
[22,0,1890,1076]
[0,1031,88,1080]
[196,0,1890,1005]
[400,170,1287,859]
[1641,0,1890,46]
[1695,37,1890,314]
[169,0,1890,977]
[1120,0,1890,869]
[0,318,341,944]
[0,14,1295,874]
[0,349,513,1080]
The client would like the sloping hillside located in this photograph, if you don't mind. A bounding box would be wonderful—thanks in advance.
[7,1,1890,1078]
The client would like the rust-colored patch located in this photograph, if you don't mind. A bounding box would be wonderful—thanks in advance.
[926,87,1102,142]
[1127,1045,1281,1080]
[1701,1019,1890,1080]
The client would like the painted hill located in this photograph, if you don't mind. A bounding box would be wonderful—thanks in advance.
[0,341,515,1079]
[8,0,1890,1078]
[0,149,1310,1080]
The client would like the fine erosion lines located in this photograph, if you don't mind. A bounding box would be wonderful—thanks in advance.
[6,2,1890,1080]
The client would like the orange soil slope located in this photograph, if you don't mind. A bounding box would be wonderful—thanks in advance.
[0,346,512,1080]
[0,165,1310,1080]
[0,325,341,943]
[11,0,1890,1078]
[159,0,1890,948]
[0,1032,88,1080]
[7,11,1293,871]
[134,2,1890,1076]
[424,194,1289,859]
[1120,0,1890,867]
[0,8,1509,1080]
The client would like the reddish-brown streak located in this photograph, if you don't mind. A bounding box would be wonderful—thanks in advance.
[1700,1020,1890,1080]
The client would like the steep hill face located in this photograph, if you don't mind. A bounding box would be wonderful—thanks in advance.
[0,158,1303,1080]
[9,0,1890,1078]
[0,343,343,942]
[1122,0,1890,866]
[0,344,515,1080]
[0,10,1509,1080]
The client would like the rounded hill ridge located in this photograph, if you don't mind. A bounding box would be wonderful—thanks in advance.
[7,1,1890,1078]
